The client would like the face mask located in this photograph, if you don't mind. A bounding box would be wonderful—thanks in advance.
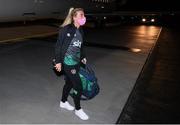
[77,17,86,26]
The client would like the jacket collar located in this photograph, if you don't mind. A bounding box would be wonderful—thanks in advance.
[69,23,83,34]
[70,23,82,30]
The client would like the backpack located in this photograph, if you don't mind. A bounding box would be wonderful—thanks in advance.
[70,64,100,100]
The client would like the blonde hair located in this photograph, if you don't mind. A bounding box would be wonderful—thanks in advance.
[61,7,84,27]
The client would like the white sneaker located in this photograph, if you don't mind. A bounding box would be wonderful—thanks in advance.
[60,101,75,111]
[75,109,89,120]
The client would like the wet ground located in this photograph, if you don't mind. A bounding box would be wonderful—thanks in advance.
[117,27,180,124]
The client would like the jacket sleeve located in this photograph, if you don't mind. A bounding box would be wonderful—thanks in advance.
[81,30,86,60]
[81,43,86,60]
[55,27,66,64]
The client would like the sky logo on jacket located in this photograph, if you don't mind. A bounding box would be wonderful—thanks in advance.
[73,40,82,48]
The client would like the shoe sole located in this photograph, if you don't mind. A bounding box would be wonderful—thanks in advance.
[60,105,74,111]
[75,113,89,120]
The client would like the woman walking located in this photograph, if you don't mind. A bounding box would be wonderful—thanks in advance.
[54,7,89,120]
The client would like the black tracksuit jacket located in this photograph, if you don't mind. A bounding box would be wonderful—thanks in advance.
[55,24,86,65]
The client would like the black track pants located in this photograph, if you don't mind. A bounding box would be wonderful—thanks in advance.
[61,64,82,110]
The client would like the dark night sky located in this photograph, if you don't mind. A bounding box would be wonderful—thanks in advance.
[117,0,179,11]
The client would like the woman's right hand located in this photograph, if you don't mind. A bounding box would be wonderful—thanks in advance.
[55,63,62,72]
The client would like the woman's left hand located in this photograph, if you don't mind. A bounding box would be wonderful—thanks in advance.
[81,58,87,64]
